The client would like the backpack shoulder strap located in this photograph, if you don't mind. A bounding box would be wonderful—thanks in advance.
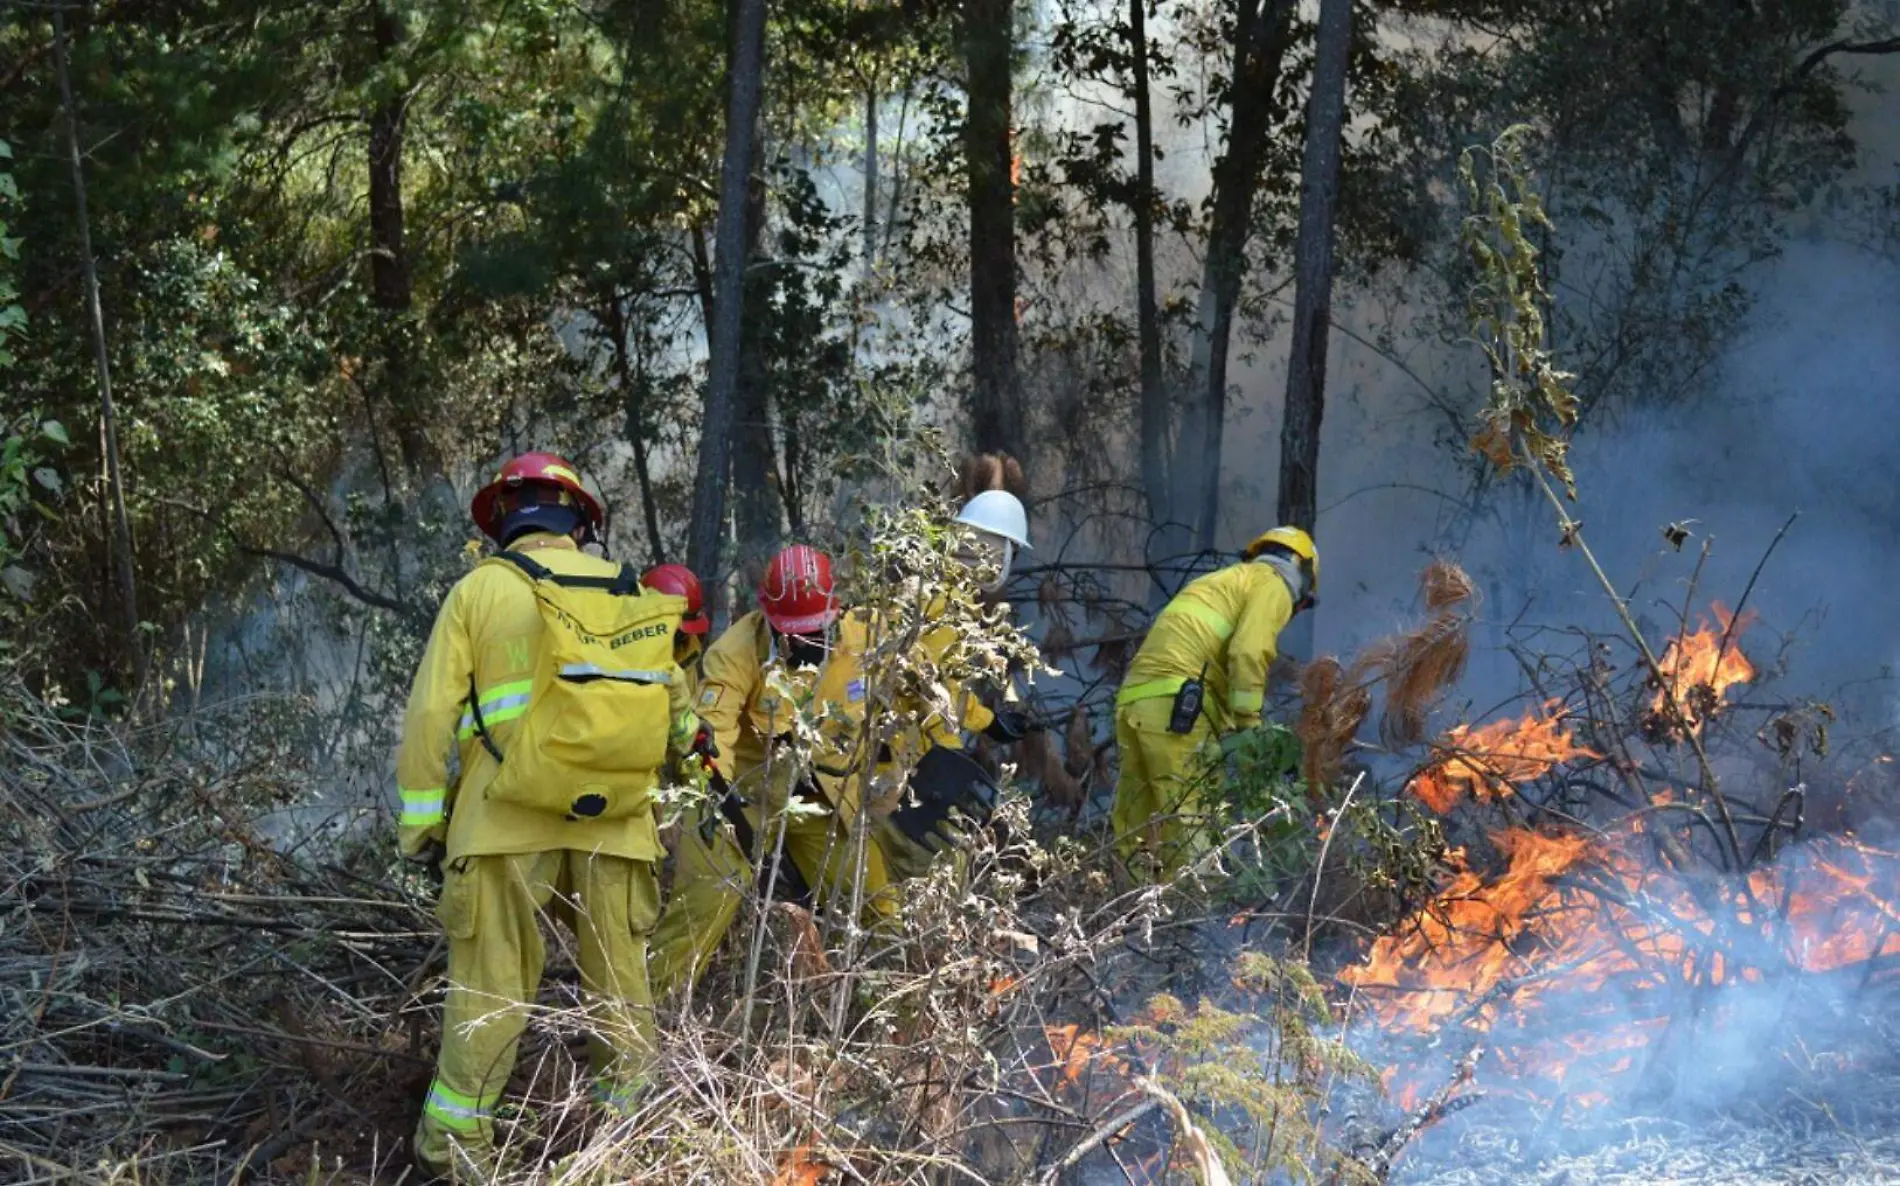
[495,550,641,596]
[493,549,555,582]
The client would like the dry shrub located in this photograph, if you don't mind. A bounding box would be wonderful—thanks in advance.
[1061,704,1093,780]
[1374,559,1478,749]
[954,452,1029,501]
[0,676,436,1182]
[1015,726,1083,813]
[1298,656,1374,792]
[1296,560,1477,790]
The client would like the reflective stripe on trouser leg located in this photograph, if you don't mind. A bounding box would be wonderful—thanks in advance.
[648,809,753,1000]
[564,851,662,1091]
[414,851,558,1170]
[422,1079,498,1133]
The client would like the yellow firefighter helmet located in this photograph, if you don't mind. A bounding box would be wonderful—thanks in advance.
[1243,525,1319,592]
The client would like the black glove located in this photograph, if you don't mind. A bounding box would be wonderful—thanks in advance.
[688,724,719,763]
[983,709,1038,744]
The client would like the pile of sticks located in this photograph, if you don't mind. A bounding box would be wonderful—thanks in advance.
[1,685,436,1181]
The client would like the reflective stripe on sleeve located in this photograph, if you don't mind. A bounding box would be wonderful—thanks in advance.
[1161,598,1235,640]
[398,786,446,827]
[457,678,534,739]
[1230,689,1264,714]
[670,709,698,746]
[1115,676,1187,706]
[423,1080,496,1133]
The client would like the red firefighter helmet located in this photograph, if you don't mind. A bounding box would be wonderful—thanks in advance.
[469,451,604,542]
[759,545,837,635]
[641,563,709,634]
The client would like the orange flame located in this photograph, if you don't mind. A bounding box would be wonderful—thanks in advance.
[1342,829,1596,1031]
[1348,621,1900,1117]
[1347,821,1900,1107]
[1043,1024,1128,1089]
[1409,700,1600,814]
[1649,603,1757,732]
[772,1142,829,1185]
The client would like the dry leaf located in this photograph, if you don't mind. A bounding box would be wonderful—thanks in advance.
[1136,1077,1233,1186]
[773,1142,830,1186]
[1062,705,1092,778]
[775,903,831,983]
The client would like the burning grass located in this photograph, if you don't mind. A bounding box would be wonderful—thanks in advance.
[1338,606,1900,1136]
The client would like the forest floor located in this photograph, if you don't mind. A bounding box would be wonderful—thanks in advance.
[1393,1066,1900,1185]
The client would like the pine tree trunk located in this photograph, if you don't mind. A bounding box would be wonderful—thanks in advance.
[863,83,879,276]
[1175,0,1296,551]
[1131,0,1168,536]
[964,0,1021,454]
[732,152,781,582]
[1276,0,1351,534]
[367,0,423,469]
[604,296,667,563]
[686,0,768,608]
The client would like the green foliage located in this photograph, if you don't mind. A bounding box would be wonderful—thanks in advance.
[0,138,23,370]
[1459,125,1581,497]
[1113,954,1378,1184]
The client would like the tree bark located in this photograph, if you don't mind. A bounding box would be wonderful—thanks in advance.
[367,0,423,469]
[1130,0,1167,531]
[1174,0,1296,552]
[963,0,1022,454]
[1276,0,1351,534]
[604,295,667,563]
[686,0,768,603]
[53,4,142,687]
[731,144,780,581]
[863,82,879,277]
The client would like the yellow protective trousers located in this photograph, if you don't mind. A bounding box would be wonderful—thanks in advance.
[1111,696,1220,882]
[649,799,893,1000]
[414,849,661,1172]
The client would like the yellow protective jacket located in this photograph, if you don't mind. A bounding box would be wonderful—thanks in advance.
[395,533,696,863]
[1115,560,1294,730]
[692,603,991,823]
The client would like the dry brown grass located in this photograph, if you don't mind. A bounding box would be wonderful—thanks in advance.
[1297,559,1478,790]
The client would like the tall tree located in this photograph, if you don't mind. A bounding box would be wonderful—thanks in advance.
[1130,0,1167,534]
[687,0,770,604]
[52,5,140,685]
[1276,0,1351,533]
[366,0,423,470]
[1172,0,1296,552]
[732,143,782,578]
[963,0,1022,454]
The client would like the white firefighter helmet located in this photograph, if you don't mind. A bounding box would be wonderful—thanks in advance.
[954,490,1033,551]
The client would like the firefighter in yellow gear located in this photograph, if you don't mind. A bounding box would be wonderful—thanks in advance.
[641,563,711,682]
[400,453,700,1179]
[650,544,1005,997]
[649,546,886,998]
[1111,526,1317,881]
[871,489,1039,880]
